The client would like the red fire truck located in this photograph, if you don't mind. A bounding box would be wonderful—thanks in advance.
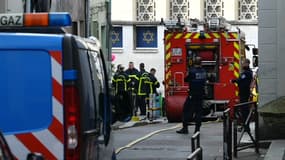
[164,18,248,122]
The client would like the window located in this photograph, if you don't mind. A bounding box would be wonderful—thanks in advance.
[136,0,156,21]
[111,27,123,48]
[136,26,157,48]
[170,0,190,20]
[204,0,224,19]
[238,0,258,20]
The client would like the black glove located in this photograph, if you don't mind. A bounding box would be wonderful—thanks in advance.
[231,79,237,83]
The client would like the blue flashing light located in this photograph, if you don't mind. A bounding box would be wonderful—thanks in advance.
[64,70,78,80]
[49,12,72,27]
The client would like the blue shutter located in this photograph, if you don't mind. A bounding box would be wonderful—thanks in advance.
[136,27,157,48]
[111,27,123,48]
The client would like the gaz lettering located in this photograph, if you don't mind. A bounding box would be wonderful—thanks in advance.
[0,15,23,26]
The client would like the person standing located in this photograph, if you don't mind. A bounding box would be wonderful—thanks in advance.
[149,68,160,95]
[112,65,131,121]
[231,58,253,131]
[137,63,149,116]
[125,61,140,116]
[176,57,207,134]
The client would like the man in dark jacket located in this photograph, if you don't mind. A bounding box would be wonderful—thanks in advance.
[177,57,206,134]
[231,58,253,131]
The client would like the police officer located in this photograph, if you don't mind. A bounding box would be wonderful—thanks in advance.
[176,57,207,134]
[137,63,150,116]
[112,65,131,121]
[125,61,140,116]
[231,58,253,131]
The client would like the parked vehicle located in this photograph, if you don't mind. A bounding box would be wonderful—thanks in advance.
[0,12,115,160]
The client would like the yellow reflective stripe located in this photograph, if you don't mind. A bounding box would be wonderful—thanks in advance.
[174,33,183,39]
[166,52,171,60]
[231,33,238,39]
[222,33,229,39]
[193,33,200,39]
[234,42,239,50]
[235,91,239,96]
[234,62,240,70]
[205,33,211,39]
[166,42,171,51]
[189,46,200,49]
[129,75,139,80]
[234,70,239,78]
[212,33,220,38]
[234,51,240,60]
[184,33,192,39]
[204,46,216,49]
[165,33,173,41]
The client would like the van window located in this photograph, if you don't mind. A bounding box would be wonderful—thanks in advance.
[77,49,96,131]
[0,50,52,134]
[88,50,106,120]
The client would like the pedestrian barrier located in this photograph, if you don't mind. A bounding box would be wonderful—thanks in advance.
[187,132,203,160]
[233,101,259,157]
[223,101,259,159]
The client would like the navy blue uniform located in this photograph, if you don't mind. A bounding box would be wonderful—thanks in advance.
[182,67,206,133]
[232,68,253,129]
[137,70,150,115]
[112,71,131,121]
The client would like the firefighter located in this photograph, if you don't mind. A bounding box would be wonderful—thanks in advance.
[231,58,253,131]
[112,65,132,121]
[176,57,207,134]
[137,63,150,116]
[149,68,160,95]
[125,61,140,116]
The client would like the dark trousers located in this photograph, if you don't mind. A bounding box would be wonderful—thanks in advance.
[182,96,203,131]
[240,96,250,130]
[115,91,132,120]
[137,95,147,115]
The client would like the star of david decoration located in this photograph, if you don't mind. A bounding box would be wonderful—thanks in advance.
[143,30,154,44]
[111,30,120,44]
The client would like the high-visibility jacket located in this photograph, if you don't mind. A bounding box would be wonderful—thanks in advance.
[138,71,151,96]
[112,71,130,95]
[149,73,160,95]
[125,68,140,92]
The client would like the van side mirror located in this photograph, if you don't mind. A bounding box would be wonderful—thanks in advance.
[27,153,44,160]
[252,55,258,67]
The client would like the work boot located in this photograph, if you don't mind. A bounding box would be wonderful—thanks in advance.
[176,128,189,134]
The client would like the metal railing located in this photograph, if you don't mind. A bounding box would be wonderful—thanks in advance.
[233,101,259,157]
[223,101,259,159]
[187,132,203,160]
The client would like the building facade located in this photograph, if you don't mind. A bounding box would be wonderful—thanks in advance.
[258,0,285,106]
[111,0,258,95]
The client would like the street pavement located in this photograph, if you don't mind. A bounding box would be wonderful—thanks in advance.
[112,117,268,160]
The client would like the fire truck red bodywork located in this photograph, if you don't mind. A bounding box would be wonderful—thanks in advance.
[164,29,246,122]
